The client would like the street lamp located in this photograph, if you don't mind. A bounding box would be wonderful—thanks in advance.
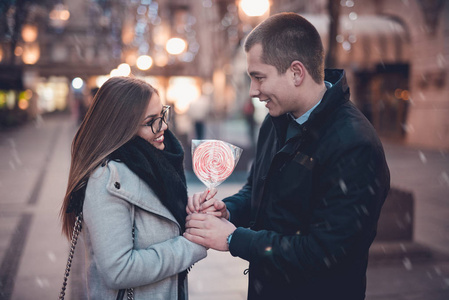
[240,0,270,17]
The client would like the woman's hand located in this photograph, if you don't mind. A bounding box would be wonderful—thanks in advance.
[199,198,229,219]
[186,188,217,214]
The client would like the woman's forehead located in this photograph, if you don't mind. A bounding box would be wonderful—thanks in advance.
[143,94,162,116]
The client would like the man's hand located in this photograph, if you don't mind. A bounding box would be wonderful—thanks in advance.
[184,213,236,251]
[199,198,229,219]
[186,188,217,214]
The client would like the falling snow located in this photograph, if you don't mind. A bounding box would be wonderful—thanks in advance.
[339,179,348,194]
[439,171,449,187]
[418,151,427,164]
[402,257,413,271]
[47,251,56,262]
[35,277,50,288]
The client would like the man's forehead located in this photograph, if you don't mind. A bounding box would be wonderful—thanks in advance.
[246,45,264,72]
[246,43,263,58]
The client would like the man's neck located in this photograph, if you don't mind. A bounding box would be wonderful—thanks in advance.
[291,82,327,119]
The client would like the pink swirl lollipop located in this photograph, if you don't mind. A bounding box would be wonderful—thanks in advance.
[193,140,235,187]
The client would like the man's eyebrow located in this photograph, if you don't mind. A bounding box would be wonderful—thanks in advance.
[248,71,263,77]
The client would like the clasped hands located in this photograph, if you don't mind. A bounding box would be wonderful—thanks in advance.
[184,188,236,251]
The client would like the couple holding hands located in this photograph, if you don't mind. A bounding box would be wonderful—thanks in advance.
[61,12,389,300]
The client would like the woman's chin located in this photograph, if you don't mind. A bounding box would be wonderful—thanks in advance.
[151,142,165,150]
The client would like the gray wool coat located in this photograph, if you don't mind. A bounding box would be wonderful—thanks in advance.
[82,160,207,300]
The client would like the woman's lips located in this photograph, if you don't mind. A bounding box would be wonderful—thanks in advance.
[154,134,164,143]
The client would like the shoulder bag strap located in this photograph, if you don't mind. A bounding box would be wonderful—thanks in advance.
[58,208,135,300]
[117,205,135,299]
[58,212,83,300]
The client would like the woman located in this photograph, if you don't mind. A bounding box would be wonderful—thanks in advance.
[60,76,207,299]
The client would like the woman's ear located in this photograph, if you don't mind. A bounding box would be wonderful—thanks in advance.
[290,61,305,86]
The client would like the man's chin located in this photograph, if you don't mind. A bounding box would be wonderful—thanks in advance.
[268,110,282,117]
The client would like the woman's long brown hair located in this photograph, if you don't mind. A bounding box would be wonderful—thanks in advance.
[61,76,157,239]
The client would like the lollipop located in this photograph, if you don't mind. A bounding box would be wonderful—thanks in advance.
[192,140,242,189]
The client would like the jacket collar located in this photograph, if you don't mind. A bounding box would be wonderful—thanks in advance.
[307,69,349,124]
[104,160,180,228]
[270,69,349,151]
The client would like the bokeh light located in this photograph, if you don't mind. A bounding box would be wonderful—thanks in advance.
[71,77,84,89]
[110,69,120,77]
[136,55,153,70]
[21,24,38,42]
[240,0,269,17]
[166,38,187,55]
[166,77,200,114]
[18,99,29,110]
[117,63,131,76]
[22,43,40,64]
[96,76,109,88]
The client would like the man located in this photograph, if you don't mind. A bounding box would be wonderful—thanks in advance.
[185,12,390,300]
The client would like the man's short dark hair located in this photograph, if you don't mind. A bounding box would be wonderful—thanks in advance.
[244,12,325,84]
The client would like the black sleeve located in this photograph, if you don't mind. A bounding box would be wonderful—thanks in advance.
[223,163,254,228]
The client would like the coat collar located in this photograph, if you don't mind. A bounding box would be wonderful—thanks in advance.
[307,69,349,124]
[270,69,349,153]
[104,160,180,228]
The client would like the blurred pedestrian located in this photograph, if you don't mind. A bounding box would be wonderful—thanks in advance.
[78,87,98,124]
[184,12,390,300]
[188,94,209,140]
[60,76,207,299]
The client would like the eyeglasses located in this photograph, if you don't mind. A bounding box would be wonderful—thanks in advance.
[141,105,171,134]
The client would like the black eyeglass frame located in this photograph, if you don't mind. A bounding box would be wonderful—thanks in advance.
[141,105,171,134]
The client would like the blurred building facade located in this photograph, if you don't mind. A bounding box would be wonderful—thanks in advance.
[0,0,448,149]
[268,0,449,150]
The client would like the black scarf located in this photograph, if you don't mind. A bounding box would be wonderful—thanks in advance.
[108,130,188,232]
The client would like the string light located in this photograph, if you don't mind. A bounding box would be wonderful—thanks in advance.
[338,0,357,52]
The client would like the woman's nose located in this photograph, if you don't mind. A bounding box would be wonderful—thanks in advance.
[161,119,169,131]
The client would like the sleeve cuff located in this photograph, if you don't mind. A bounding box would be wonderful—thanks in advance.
[228,227,257,261]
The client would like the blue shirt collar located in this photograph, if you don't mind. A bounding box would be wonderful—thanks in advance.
[290,81,332,125]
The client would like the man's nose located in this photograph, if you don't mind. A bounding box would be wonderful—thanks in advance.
[249,82,260,98]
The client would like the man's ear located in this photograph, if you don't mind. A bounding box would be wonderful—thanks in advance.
[290,61,305,86]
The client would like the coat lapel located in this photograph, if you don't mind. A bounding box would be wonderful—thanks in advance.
[105,161,180,228]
